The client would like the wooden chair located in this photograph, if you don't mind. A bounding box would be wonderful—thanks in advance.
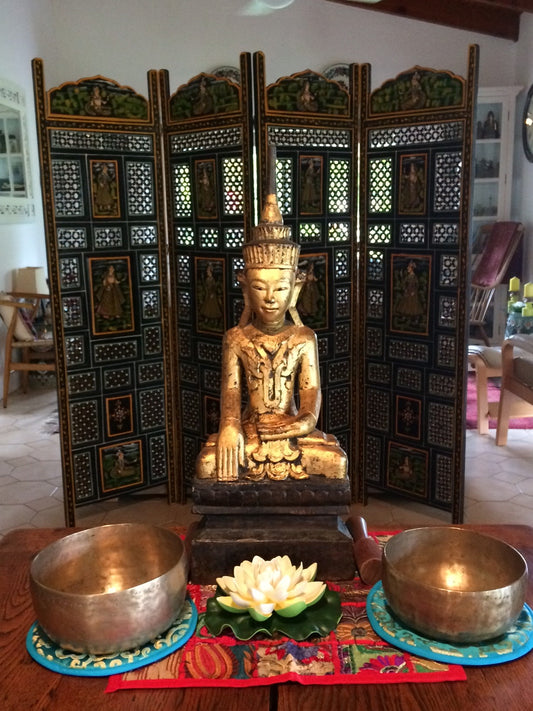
[0,292,55,408]
[496,335,533,445]
[470,221,524,345]
[467,345,502,434]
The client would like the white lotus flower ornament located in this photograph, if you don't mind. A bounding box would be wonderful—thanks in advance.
[215,555,327,622]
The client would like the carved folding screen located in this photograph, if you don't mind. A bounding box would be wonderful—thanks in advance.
[33,47,477,524]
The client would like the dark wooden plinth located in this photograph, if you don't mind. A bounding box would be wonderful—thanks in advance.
[192,476,352,512]
[189,476,355,583]
[187,513,356,583]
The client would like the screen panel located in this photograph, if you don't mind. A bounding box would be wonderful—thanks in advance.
[33,61,174,524]
[358,49,478,522]
[160,56,255,498]
[253,53,360,487]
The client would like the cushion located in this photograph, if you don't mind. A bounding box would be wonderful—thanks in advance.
[0,292,36,342]
[513,349,533,388]
[467,344,502,369]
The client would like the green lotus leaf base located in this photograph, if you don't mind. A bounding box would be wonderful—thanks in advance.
[204,586,341,641]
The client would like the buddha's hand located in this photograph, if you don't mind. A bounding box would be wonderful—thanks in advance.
[216,424,245,481]
[257,412,316,441]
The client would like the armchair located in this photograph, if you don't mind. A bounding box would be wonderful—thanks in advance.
[496,335,533,445]
[0,292,55,408]
[467,345,502,434]
[470,221,524,346]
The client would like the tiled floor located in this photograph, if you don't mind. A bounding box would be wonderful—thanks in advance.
[0,386,532,540]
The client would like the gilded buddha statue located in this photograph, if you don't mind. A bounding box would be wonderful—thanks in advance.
[196,180,347,484]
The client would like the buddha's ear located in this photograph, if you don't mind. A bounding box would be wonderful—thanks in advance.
[288,305,303,327]
[237,271,251,327]
[291,269,306,307]
[288,269,306,327]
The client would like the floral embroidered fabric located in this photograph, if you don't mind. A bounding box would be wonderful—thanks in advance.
[106,534,466,691]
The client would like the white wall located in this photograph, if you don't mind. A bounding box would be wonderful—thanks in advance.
[41,0,517,92]
[0,1,54,287]
[0,0,53,394]
[1,0,532,397]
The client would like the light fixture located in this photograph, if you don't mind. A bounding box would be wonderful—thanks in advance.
[240,0,297,15]
[240,0,294,15]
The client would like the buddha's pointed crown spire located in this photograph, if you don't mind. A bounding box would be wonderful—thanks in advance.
[243,143,300,270]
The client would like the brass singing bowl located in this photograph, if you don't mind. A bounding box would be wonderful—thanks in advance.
[30,523,188,655]
[382,527,528,644]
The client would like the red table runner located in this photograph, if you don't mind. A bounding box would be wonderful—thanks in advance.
[107,533,466,691]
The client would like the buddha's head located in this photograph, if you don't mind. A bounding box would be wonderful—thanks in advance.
[244,265,295,329]
[240,189,302,329]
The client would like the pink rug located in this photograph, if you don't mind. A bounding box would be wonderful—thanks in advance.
[466,373,533,430]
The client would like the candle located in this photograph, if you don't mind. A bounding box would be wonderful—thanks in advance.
[524,282,533,298]
[509,276,520,292]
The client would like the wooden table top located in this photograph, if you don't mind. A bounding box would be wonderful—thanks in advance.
[1,524,532,711]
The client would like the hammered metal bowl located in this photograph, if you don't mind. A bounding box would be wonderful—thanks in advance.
[30,523,188,654]
[382,527,528,643]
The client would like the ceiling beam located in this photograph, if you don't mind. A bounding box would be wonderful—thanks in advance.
[326,0,522,41]
[472,0,533,10]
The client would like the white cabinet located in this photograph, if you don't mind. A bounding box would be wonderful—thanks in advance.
[472,87,521,228]
[0,77,34,222]
[470,86,522,344]
[0,113,26,197]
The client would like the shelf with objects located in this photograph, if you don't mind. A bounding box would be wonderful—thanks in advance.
[0,110,25,196]
[469,86,523,345]
[506,278,533,338]
[0,76,35,222]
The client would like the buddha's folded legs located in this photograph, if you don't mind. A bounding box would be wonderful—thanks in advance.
[299,432,348,479]
[195,429,347,481]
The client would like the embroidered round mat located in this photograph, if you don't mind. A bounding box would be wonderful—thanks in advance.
[367,582,533,666]
[26,597,197,676]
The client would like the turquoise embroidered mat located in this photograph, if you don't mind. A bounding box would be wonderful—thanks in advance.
[368,582,533,666]
[27,598,197,677]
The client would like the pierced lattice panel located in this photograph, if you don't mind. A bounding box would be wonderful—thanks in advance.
[68,371,97,396]
[72,452,95,501]
[94,226,123,249]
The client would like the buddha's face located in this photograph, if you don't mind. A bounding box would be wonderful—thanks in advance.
[246,267,295,329]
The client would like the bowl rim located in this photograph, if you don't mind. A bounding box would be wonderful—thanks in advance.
[30,523,185,598]
[383,526,528,594]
